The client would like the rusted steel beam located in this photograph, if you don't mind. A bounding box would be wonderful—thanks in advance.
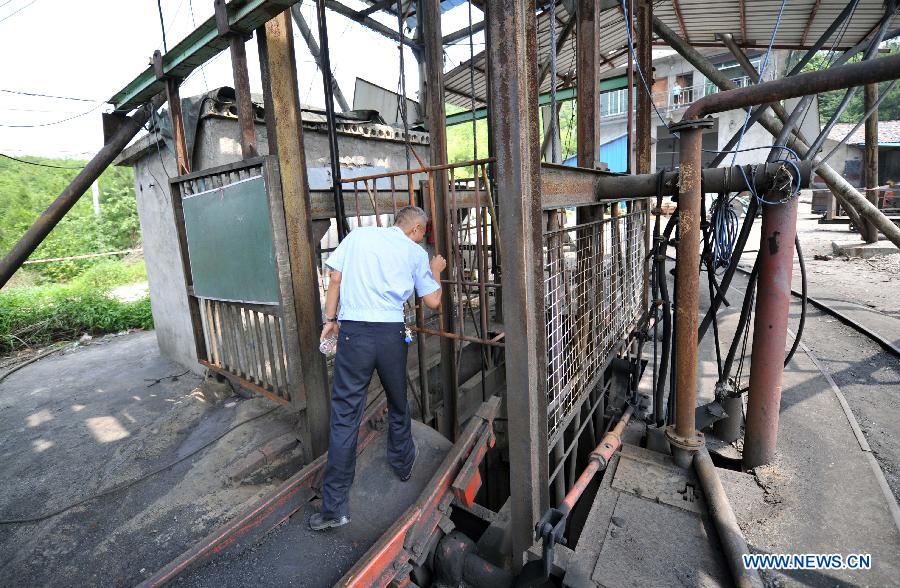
[801,0,822,47]
[743,195,799,470]
[538,162,812,209]
[576,0,599,168]
[417,0,458,441]
[0,92,166,289]
[635,0,653,175]
[216,0,259,158]
[738,0,747,42]
[261,11,331,456]
[864,82,880,243]
[671,0,690,43]
[153,50,191,175]
[487,0,549,570]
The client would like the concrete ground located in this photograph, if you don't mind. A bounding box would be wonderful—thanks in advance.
[0,331,298,586]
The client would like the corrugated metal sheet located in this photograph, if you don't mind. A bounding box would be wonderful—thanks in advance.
[442,1,898,109]
[562,134,629,171]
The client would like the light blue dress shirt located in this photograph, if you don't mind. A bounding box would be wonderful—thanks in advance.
[325,226,441,323]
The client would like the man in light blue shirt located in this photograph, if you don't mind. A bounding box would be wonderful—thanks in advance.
[310,206,445,531]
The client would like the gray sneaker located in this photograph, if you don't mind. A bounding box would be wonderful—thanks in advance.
[308,512,350,531]
[399,441,419,482]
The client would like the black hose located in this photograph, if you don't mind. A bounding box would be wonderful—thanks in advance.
[721,258,759,382]
[652,188,675,426]
[698,197,760,341]
[784,235,807,366]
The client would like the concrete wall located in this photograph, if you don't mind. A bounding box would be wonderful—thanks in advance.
[120,116,431,373]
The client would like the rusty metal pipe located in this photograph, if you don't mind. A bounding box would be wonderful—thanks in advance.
[683,52,900,121]
[0,92,166,289]
[559,405,634,514]
[694,447,765,588]
[743,196,799,469]
[667,125,705,468]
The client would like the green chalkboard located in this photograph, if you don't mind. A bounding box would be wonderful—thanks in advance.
[182,175,281,304]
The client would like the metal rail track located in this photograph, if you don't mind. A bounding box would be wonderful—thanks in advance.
[733,264,900,359]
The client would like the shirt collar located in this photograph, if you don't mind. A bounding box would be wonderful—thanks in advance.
[389,226,405,236]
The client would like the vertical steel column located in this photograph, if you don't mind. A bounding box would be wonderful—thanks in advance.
[743,197,799,469]
[666,120,710,468]
[576,0,599,169]
[153,50,191,175]
[635,0,652,175]
[864,83,880,244]
[636,0,653,316]
[215,0,258,158]
[486,0,549,569]
[418,0,458,440]
[626,0,635,174]
[260,11,331,457]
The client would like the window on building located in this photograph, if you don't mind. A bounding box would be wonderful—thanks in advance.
[705,57,763,96]
[600,87,630,117]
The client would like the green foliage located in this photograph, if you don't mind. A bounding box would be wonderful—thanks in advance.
[802,41,900,126]
[446,101,580,169]
[0,260,152,354]
[0,156,140,281]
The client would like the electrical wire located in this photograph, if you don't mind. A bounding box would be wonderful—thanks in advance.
[0,152,84,170]
[0,88,99,103]
[0,101,104,128]
[731,0,788,163]
[0,405,280,525]
[156,0,168,52]
[0,0,37,25]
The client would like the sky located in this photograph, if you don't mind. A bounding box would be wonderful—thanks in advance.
[0,0,484,159]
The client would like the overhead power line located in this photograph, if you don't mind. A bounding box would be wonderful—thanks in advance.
[0,0,39,25]
[0,153,84,170]
[0,102,104,128]
[0,88,101,103]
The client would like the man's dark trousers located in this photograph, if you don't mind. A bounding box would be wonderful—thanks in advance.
[321,320,415,519]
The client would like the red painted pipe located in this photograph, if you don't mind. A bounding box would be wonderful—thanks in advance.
[743,197,799,469]
[559,405,634,514]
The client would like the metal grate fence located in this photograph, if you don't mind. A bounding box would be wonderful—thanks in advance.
[544,200,649,443]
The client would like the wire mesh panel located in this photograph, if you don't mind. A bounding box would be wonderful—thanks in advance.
[544,200,649,443]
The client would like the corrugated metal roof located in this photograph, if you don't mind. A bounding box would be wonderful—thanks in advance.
[442,1,898,109]
[828,120,900,145]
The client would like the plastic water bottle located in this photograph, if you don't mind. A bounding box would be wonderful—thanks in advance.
[319,334,338,357]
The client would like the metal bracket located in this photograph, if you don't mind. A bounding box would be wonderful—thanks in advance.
[214,0,252,40]
[535,507,568,579]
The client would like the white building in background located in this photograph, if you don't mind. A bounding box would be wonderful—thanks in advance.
[578,49,821,173]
